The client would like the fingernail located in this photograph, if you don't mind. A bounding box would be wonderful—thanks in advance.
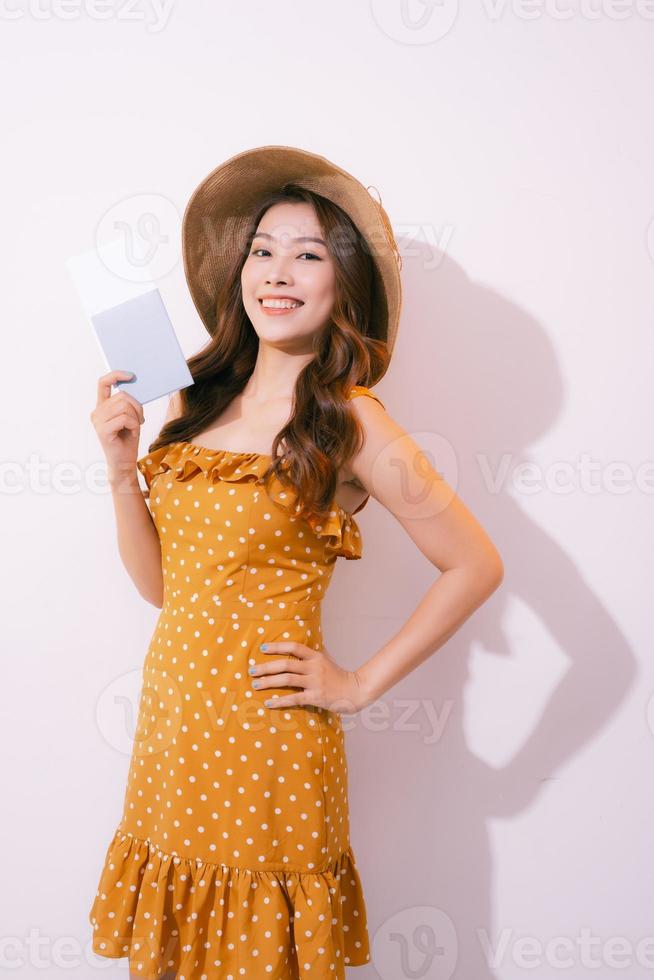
[260,644,268,650]
[248,667,256,674]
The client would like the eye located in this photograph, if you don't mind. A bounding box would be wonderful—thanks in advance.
[249,248,321,260]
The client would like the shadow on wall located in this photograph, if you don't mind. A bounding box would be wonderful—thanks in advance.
[327,234,637,980]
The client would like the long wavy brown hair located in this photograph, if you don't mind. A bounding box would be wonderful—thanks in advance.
[146,183,390,522]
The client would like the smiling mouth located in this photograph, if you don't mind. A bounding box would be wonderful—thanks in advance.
[258,299,305,309]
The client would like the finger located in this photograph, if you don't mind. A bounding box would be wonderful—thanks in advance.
[117,390,146,422]
[260,642,311,660]
[100,391,145,425]
[252,659,309,677]
[253,672,307,691]
[103,398,144,428]
[96,370,136,407]
[99,413,141,441]
[265,693,307,709]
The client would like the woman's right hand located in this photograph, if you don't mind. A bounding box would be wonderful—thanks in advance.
[90,370,145,479]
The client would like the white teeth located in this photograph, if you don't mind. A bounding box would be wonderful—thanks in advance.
[261,299,302,309]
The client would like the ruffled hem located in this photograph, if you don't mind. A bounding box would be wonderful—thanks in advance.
[89,828,371,980]
[136,441,363,560]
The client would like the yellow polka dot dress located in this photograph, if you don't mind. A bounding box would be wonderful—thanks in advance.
[89,386,384,979]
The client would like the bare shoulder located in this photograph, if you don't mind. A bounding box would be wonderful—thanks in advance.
[345,389,405,488]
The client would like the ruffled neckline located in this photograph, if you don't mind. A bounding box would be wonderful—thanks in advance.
[136,440,364,560]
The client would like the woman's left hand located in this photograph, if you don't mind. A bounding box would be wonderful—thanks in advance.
[250,641,365,714]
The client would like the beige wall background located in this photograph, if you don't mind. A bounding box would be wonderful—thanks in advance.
[2,2,651,978]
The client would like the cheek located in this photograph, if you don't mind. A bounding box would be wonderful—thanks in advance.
[309,271,336,309]
[240,267,260,315]
[241,263,255,294]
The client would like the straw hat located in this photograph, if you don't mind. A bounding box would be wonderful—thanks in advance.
[181,145,403,374]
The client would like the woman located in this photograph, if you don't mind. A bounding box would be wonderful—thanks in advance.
[88,145,504,980]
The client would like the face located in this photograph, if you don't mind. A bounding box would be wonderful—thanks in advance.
[241,201,337,350]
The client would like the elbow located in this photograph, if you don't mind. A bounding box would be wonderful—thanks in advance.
[468,549,504,596]
[140,589,164,609]
[486,553,504,592]
[142,574,164,609]
[440,549,504,600]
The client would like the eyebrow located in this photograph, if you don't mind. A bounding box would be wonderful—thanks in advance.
[252,231,326,246]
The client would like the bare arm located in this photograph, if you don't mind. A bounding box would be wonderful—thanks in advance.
[346,395,505,708]
[92,375,182,608]
[108,464,164,608]
[110,391,183,607]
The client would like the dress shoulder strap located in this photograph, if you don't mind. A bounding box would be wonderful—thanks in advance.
[347,385,385,409]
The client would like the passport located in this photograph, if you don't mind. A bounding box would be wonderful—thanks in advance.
[66,238,194,405]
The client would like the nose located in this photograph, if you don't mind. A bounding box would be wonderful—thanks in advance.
[265,253,294,286]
